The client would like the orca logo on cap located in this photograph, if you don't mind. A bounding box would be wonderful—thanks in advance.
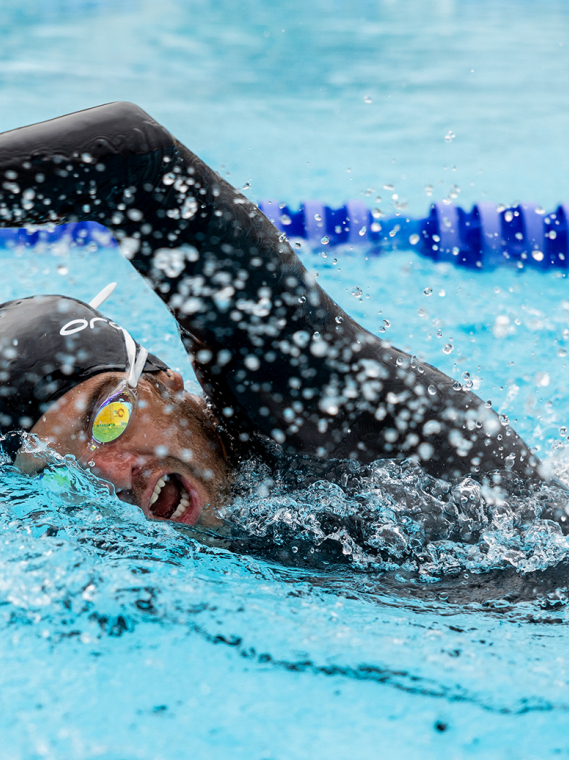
[60,317,122,336]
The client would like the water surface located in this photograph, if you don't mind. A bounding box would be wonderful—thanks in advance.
[2,1,569,758]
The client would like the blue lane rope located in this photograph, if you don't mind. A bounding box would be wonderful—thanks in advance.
[0,222,115,251]
[0,200,567,270]
[259,200,567,270]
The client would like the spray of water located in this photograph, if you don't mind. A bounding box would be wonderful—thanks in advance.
[224,454,569,580]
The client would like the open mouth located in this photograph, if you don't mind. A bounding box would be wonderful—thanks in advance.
[148,473,201,524]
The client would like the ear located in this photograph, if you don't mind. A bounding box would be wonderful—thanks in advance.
[156,369,184,393]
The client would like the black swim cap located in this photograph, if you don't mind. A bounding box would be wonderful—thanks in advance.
[0,294,168,447]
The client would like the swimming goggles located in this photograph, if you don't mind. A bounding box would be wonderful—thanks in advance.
[89,384,137,448]
[87,292,149,450]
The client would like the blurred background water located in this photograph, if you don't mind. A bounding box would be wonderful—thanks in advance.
[3,1,569,759]
[3,0,569,215]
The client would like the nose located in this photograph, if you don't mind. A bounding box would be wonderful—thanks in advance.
[87,446,148,491]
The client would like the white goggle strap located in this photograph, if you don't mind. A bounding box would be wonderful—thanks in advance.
[121,328,148,390]
[88,283,149,391]
[130,345,149,389]
[89,282,117,310]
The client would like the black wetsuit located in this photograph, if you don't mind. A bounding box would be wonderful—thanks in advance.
[0,102,539,484]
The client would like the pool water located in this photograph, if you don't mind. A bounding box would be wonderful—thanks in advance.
[3,1,569,758]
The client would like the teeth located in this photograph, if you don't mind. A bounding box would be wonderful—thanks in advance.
[171,487,191,520]
[148,474,191,520]
[150,474,169,506]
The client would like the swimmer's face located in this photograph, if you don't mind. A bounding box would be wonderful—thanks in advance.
[16,371,230,528]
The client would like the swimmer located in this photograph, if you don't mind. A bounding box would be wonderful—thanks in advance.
[0,102,546,528]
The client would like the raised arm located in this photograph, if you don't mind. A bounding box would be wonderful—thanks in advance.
[0,102,539,482]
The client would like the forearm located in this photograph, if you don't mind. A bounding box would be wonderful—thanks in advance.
[132,138,371,456]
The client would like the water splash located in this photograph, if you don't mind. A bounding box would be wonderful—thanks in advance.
[224,455,569,581]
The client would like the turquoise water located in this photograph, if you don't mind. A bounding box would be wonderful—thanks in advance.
[3,1,569,758]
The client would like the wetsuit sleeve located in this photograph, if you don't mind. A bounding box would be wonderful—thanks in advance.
[0,102,539,481]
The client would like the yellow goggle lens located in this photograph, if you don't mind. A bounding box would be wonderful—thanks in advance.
[92,399,133,444]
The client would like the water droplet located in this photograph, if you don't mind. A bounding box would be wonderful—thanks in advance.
[428,385,436,395]
[280,214,291,225]
[57,265,68,275]
[452,246,460,256]
[321,236,329,244]
[532,250,544,262]
[424,184,433,196]
[383,319,391,328]
[558,347,567,357]
[294,242,302,249]
[436,328,442,338]
[88,460,95,467]
[443,343,453,354]
[383,184,394,191]
[423,287,433,296]
[314,213,322,221]
[364,95,373,104]
[439,289,446,297]
[335,315,344,324]
[352,286,363,298]
[452,380,462,391]
[278,232,288,242]
[445,130,455,143]
[560,427,568,437]
[499,414,509,427]
[242,180,251,190]
[409,233,420,245]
